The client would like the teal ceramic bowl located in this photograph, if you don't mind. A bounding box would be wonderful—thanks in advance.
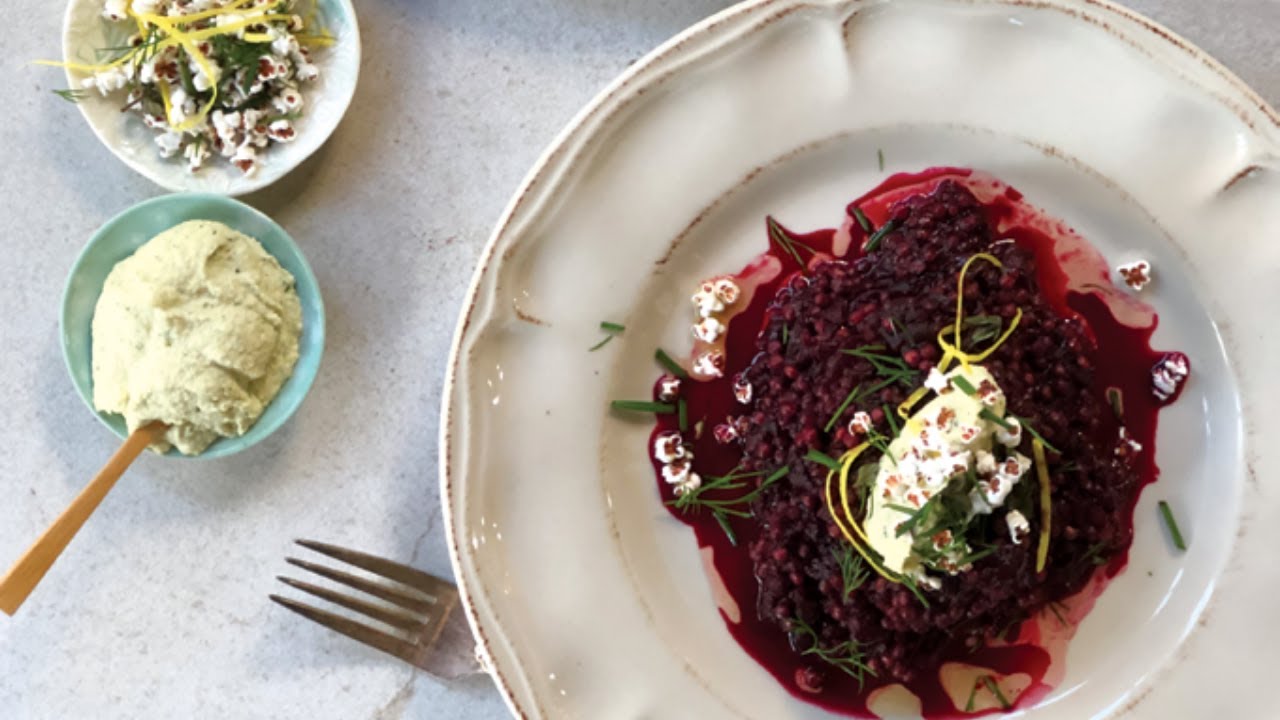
[61,194,325,459]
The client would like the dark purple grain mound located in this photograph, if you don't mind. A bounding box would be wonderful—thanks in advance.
[734,181,1136,684]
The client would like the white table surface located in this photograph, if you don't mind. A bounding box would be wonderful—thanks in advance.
[1,1,1276,718]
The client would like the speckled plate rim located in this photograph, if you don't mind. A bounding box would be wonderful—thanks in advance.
[59,0,362,196]
[440,1,1280,718]
[60,192,326,459]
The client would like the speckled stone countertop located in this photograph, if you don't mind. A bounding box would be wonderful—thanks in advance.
[0,1,1276,718]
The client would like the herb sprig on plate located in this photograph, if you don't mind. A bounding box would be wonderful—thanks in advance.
[788,616,876,688]
[668,465,789,545]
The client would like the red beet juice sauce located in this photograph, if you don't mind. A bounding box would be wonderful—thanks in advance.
[646,168,1187,717]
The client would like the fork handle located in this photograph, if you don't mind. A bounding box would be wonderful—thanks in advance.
[0,422,163,616]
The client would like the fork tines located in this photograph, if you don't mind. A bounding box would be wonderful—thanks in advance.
[271,539,460,670]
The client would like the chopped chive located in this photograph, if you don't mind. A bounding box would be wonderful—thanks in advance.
[883,404,900,436]
[888,493,940,538]
[610,400,675,413]
[805,449,841,471]
[852,207,873,234]
[824,383,864,433]
[979,407,1014,430]
[877,148,885,171]
[965,681,979,713]
[762,465,791,486]
[655,348,688,378]
[1158,500,1187,551]
[781,324,790,346]
[981,675,1012,710]
[950,374,977,396]
[1107,387,1124,421]
[862,218,897,253]
[955,545,997,567]
[678,398,688,432]
[589,321,625,351]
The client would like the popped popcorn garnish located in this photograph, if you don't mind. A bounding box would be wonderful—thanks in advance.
[693,350,725,379]
[691,281,725,319]
[1150,352,1190,402]
[653,432,687,464]
[692,316,726,343]
[713,423,739,444]
[711,278,741,306]
[657,375,682,402]
[1117,260,1152,291]
[1005,510,1030,544]
[1116,426,1143,456]
[847,411,873,435]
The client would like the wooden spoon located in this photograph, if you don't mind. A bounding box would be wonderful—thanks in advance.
[0,422,166,616]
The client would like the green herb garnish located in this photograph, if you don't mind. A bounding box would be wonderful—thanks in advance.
[887,492,941,538]
[978,407,1014,431]
[865,429,896,467]
[824,383,864,433]
[781,323,790,347]
[950,374,977,396]
[854,463,878,514]
[1158,500,1187,551]
[963,315,1003,344]
[789,616,876,688]
[954,545,998,567]
[895,571,931,608]
[834,544,869,599]
[668,465,789,545]
[1047,601,1069,628]
[766,216,818,273]
[610,400,674,414]
[852,207,873,234]
[980,675,1012,710]
[840,345,918,388]
[862,218,897,252]
[589,321,625,351]
[1081,541,1110,567]
[52,88,87,103]
[1107,387,1124,421]
[965,681,980,713]
[678,398,688,432]
[654,348,687,378]
[883,404,900,437]
[805,449,841,471]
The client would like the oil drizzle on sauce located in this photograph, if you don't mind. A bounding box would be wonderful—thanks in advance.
[648,168,1177,718]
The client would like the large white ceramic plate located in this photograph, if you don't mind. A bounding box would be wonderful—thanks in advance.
[442,1,1278,718]
[61,0,360,195]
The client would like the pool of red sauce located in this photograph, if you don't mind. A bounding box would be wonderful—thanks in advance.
[648,168,1185,717]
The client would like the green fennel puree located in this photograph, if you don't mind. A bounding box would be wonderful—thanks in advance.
[91,220,302,455]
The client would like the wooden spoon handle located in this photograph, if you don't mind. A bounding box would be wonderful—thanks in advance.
[0,422,164,616]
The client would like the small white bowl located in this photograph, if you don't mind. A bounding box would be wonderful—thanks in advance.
[60,0,360,196]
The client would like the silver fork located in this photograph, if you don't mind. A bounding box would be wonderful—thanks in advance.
[270,539,481,680]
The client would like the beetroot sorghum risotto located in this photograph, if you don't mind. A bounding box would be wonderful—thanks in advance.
[628,169,1190,717]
